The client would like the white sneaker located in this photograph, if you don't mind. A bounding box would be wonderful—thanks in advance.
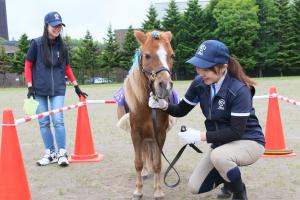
[36,149,58,166]
[58,149,69,167]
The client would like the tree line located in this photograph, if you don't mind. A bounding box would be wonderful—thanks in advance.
[0,0,299,85]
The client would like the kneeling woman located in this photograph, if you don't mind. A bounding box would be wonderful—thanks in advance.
[148,40,265,200]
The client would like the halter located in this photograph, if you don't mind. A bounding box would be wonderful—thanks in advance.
[137,31,171,96]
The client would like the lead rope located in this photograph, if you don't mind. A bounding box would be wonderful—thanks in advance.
[151,108,181,187]
[151,109,203,188]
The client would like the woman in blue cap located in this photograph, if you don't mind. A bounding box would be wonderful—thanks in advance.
[24,11,87,167]
[148,40,265,200]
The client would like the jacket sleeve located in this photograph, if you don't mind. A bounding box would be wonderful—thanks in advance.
[65,64,76,82]
[24,60,33,84]
[206,116,248,143]
[166,99,195,117]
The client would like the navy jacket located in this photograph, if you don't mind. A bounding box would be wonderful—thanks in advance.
[27,37,67,96]
[171,73,265,147]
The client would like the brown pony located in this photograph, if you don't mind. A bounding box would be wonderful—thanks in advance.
[123,30,174,200]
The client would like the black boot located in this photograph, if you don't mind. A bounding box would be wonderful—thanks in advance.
[217,183,232,199]
[231,178,248,200]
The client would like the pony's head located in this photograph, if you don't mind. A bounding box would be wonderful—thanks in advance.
[135,30,174,99]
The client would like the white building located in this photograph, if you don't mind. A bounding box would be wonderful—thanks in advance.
[154,0,210,20]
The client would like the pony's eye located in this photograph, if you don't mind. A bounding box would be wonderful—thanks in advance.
[171,54,175,59]
[145,54,151,59]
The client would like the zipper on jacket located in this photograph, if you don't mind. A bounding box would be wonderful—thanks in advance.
[209,93,214,120]
[50,45,54,96]
[209,94,219,131]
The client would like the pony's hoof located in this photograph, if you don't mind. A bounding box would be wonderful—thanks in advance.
[154,191,164,200]
[132,194,143,200]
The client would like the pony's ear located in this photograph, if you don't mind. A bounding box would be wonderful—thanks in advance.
[164,31,172,42]
[134,31,147,45]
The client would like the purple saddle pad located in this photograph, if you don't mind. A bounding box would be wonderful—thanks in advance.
[113,87,180,106]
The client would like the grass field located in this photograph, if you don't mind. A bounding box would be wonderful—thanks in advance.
[0,77,300,200]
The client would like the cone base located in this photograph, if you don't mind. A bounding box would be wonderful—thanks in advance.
[262,149,296,158]
[69,153,104,163]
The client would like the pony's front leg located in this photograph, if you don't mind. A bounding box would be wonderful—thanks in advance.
[153,145,164,200]
[132,139,143,200]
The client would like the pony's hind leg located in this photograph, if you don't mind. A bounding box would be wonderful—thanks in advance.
[152,144,164,199]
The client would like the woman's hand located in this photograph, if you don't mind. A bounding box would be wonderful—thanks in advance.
[74,85,88,98]
[27,87,35,99]
[178,128,205,144]
[148,93,168,110]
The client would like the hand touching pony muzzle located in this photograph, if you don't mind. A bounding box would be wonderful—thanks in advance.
[148,92,168,110]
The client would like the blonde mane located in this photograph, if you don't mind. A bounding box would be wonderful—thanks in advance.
[124,67,148,113]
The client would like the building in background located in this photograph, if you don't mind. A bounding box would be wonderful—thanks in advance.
[114,29,131,50]
[0,0,9,40]
[154,0,210,20]
[2,44,17,56]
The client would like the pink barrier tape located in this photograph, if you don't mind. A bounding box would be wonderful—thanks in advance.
[254,94,300,107]
[13,102,86,126]
[271,93,300,107]
[0,99,117,127]
[0,102,85,127]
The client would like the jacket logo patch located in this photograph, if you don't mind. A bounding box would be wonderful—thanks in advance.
[217,99,225,110]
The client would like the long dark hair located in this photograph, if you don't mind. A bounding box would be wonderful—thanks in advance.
[227,57,256,87]
[42,24,67,67]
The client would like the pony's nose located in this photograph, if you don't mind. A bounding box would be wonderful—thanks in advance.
[159,80,173,91]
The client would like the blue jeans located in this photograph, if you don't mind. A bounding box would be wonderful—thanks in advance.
[35,95,66,153]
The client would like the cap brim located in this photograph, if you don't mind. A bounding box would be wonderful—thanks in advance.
[186,56,216,69]
[48,21,65,27]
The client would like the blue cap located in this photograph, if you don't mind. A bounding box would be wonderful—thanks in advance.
[44,12,65,27]
[186,40,230,69]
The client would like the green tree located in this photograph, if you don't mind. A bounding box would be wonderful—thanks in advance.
[273,0,293,75]
[142,4,161,32]
[201,0,220,39]
[161,0,181,33]
[174,0,204,78]
[12,34,30,75]
[120,25,139,70]
[287,0,300,72]
[213,0,260,70]
[254,0,279,77]
[100,24,121,78]
[73,30,100,83]
[0,45,12,84]
[161,0,183,77]
[0,45,11,72]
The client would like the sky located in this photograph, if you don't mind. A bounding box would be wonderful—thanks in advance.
[5,0,170,42]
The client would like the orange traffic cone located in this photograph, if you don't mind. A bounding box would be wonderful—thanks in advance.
[263,87,296,157]
[0,108,31,200]
[69,97,103,163]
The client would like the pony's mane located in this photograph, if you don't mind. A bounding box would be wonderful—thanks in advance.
[124,65,148,113]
